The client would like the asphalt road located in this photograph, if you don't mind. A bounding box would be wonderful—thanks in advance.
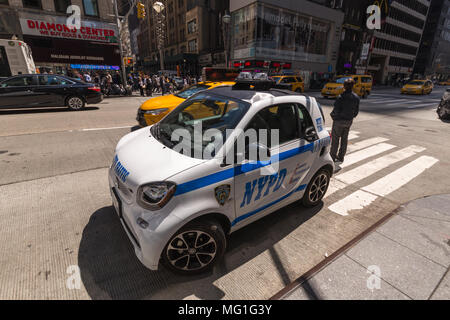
[0,86,449,299]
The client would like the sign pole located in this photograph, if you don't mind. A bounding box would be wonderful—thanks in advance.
[114,0,127,85]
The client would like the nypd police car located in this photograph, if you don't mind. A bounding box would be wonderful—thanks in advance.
[109,76,334,274]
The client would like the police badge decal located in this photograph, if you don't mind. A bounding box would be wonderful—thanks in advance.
[215,185,231,206]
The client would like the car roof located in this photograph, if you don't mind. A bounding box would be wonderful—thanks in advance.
[205,86,299,102]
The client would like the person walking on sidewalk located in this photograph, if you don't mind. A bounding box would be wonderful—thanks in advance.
[330,78,360,163]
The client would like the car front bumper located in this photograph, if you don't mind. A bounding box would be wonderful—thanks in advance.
[136,108,169,127]
[108,168,171,271]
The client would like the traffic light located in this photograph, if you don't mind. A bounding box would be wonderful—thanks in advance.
[137,2,146,19]
[124,57,133,66]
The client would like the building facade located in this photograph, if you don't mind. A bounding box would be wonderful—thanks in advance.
[137,0,229,75]
[365,0,431,84]
[0,0,121,74]
[414,0,450,80]
[229,0,344,87]
[326,0,372,76]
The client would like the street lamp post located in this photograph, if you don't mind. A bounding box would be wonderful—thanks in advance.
[153,1,166,72]
[113,0,127,84]
[222,12,231,68]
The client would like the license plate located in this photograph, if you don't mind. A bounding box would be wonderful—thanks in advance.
[111,188,122,218]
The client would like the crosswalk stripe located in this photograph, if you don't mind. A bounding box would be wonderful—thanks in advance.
[370,99,408,104]
[386,100,421,106]
[326,127,359,141]
[340,143,396,168]
[328,190,378,216]
[362,155,439,196]
[336,145,426,185]
[328,155,438,216]
[347,137,389,153]
[407,103,436,109]
[324,178,347,199]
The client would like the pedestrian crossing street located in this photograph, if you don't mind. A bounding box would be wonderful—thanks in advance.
[323,128,439,217]
[310,92,441,109]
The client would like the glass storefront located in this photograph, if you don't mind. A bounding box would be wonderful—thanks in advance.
[232,3,331,64]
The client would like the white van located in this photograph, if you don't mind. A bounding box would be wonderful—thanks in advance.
[0,39,36,77]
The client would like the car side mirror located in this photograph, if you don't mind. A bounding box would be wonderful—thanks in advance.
[245,142,271,162]
[304,126,318,142]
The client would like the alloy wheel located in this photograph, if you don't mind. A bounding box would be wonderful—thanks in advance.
[166,230,217,271]
[68,97,83,110]
[308,173,329,203]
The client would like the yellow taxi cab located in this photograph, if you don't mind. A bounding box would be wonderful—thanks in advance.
[321,75,373,99]
[137,81,235,126]
[272,75,305,93]
[438,80,450,86]
[401,80,433,95]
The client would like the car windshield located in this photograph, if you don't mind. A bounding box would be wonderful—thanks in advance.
[175,84,210,99]
[152,92,250,159]
[408,81,425,85]
[333,77,352,84]
[272,77,282,83]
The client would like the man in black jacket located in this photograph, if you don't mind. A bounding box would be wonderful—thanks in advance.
[330,78,360,163]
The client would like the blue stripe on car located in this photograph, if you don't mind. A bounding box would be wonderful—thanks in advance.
[174,142,315,196]
[231,184,307,226]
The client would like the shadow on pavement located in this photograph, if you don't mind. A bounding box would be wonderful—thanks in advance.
[0,106,99,115]
[78,201,323,300]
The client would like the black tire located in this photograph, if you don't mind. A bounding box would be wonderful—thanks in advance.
[162,219,226,275]
[66,96,85,111]
[296,88,302,94]
[302,169,331,207]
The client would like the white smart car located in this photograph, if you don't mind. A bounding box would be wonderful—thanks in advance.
[109,79,334,274]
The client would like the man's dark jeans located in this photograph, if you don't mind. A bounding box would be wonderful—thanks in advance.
[331,120,353,162]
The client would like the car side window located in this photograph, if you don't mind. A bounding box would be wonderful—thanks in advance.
[246,104,300,148]
[38,75,65,86]
[295,104,315,138]
[1,76,35,87]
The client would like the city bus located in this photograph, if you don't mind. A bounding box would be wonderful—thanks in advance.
[0,39,36,78]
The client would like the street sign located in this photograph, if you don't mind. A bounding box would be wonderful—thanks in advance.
[361,43,370,60]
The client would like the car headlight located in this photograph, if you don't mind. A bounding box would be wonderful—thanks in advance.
[142,108,169,116]
[137,182,176,210]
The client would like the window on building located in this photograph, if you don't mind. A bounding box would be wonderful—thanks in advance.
[54,0,71,13]
[188,39,197,52]
[83,0,99,17]
[180,45,186,53]
[22,0,42,9]
[0,0,9,5]
[188,19,197,34]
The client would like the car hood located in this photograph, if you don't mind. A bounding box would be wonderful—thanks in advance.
[403,84,423,88]
[140,94,185,111]
[324,83,344,89]
[113,127,205,188]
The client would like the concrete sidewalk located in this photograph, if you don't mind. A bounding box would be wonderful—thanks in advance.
[281,194,450,300]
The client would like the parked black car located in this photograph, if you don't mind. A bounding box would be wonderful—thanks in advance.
[0,74,103,111]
